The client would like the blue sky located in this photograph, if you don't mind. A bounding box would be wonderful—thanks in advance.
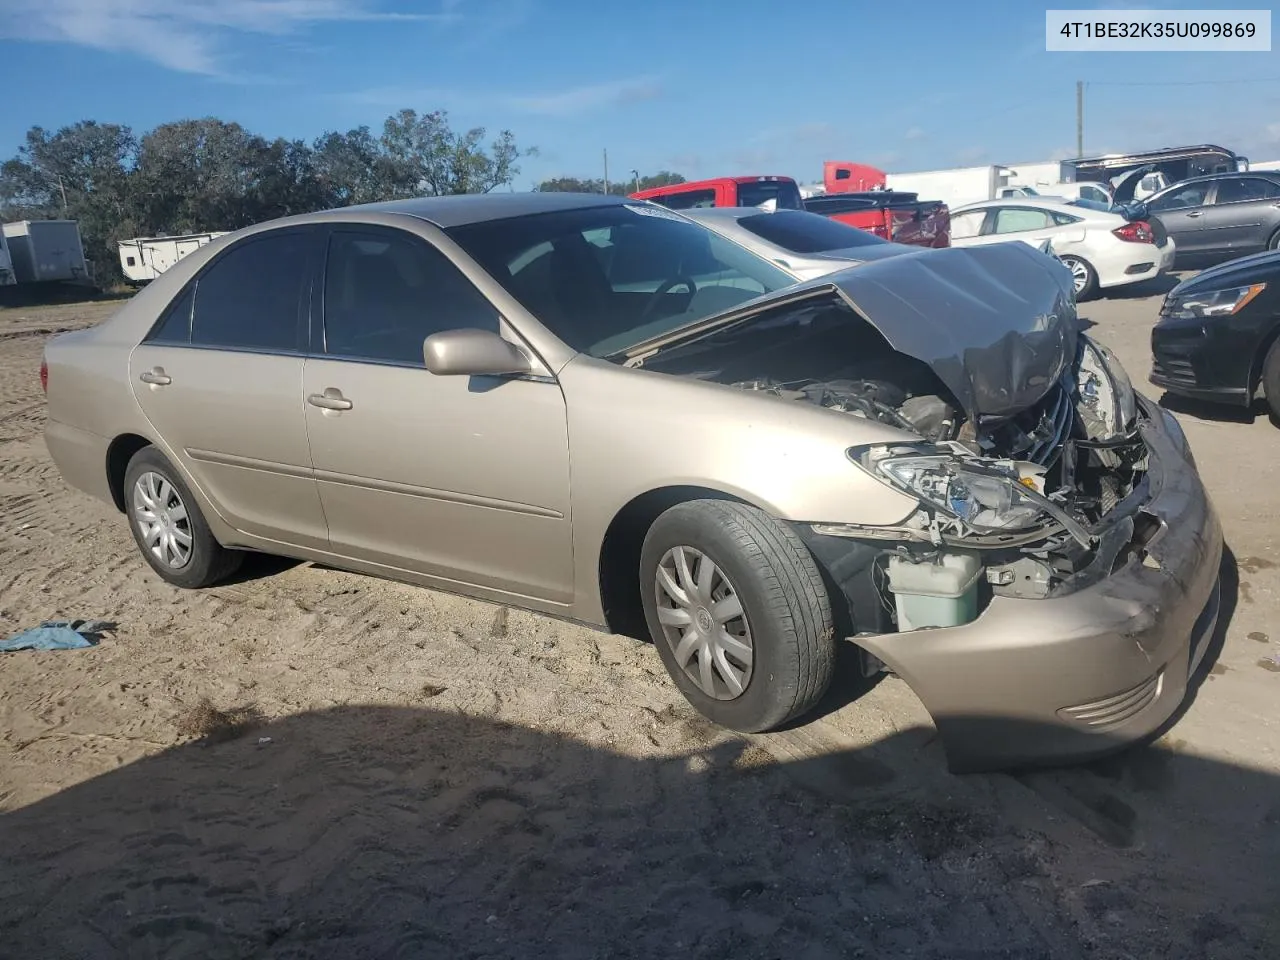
[1,0,1278,188]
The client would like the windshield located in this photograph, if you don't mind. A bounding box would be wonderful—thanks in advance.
[1067,198,1113,213]
[737,209,889,253]
[446,202,796,358]
[735,179,804,210]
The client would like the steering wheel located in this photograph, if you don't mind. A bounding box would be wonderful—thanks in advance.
[640,275,697,322]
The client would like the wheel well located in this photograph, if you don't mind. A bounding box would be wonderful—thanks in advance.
[598,486,745,641]
[1249,327,1280,396]
[105,434,153,512]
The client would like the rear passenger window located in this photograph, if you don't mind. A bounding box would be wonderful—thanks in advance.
[322,229,499,365]
[191,231,311,352]
[147,283,195,343]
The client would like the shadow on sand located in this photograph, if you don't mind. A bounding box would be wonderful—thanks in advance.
[1,548,1276,960]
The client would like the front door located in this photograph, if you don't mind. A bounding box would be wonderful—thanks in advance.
[129,226,329,548]
[302,225,575,606]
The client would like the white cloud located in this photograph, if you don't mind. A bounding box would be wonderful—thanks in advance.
[903,126,926,142]
[955,146,988,164]
[0,0,459,76]
[345,75,667,119]
[507,76,664,118]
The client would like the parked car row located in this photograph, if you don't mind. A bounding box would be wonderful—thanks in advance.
[42,189,1224,775]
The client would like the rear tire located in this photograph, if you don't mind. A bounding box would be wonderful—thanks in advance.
[123,447,241,588]
[1262,337,1280,422]
[639,499,835,733]
[1060,255,1099,301]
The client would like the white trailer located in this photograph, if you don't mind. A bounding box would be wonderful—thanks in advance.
[118,232,229,283]
[883,164,1021,209]
[2,220,89,284]
[0,230,15,286]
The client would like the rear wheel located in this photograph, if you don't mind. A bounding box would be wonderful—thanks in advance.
[123,447,241,588]
[1268,228,1280,251]
[639,499,835,733]
[1060,255,1098,300]
[1262,337,1280,422]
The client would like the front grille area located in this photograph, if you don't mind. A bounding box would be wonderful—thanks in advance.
[1058,672,1162,728]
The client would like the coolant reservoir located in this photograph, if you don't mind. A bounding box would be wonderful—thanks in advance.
[887,552,983,631]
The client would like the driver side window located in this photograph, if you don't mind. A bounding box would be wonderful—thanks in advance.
[1148,183,1210,212]
[322,228,499,365]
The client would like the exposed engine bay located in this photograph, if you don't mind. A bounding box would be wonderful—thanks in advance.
[639,292,1153,626]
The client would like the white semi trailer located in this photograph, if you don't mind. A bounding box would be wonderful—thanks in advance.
[2,220,90,284]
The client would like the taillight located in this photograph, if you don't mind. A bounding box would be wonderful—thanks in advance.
[39,359,48,394]
[1113,220,1155,243]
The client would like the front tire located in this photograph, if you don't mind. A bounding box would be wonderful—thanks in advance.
[1060,255,1098,301]
[1261,337,1280,422]
[123,447,241,588]
[639,499,835,733]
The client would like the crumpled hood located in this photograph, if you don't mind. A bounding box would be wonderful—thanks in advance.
[812,241,1079,421]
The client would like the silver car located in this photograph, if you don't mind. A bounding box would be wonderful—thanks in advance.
[42,193,1222,771]
[682,206,916,280]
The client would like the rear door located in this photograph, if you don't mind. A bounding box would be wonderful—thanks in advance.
[1203,176,1280,255]
[1145,181,1214,260]
[128,226,329,549]
[987,206,1087,252]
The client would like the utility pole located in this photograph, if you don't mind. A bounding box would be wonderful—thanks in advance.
[1076,81,1084,158]
[603,149,610,194]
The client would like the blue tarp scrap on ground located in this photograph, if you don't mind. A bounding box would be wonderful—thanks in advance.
[0,620,114,652]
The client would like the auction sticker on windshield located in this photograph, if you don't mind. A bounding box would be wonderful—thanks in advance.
[1046,9,1271,51]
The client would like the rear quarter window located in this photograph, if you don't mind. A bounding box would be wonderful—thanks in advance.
[145,283,195,344]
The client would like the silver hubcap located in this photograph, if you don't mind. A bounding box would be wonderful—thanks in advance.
[654,545,753,701]
[1066,258,1089,292]
[132,471,193,569]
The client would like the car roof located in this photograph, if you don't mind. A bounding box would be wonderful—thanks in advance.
[952,197,1107,214]
[318,191,632,228]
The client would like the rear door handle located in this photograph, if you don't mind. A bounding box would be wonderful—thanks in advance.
[307,388,353,411]
[139,368,171,386]
[1186,211,1203,218]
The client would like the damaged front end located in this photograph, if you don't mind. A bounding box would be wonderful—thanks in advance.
[826,334,1152,607]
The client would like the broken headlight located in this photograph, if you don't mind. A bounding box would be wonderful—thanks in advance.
[857,446,1049,533]
[1076,335,1136,440]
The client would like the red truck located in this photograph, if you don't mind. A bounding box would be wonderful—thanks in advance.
[632,169,949,248]
[805,161,951,248]
[629,175,804,210]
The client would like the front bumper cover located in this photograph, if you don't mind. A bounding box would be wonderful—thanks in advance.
[852,397,1223,773]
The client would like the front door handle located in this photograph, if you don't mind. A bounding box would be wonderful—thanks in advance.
[139,368,171,386]
[307,388,353,411]
[1186,211,1203,218]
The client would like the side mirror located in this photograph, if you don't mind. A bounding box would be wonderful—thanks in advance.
[423,328,533,377]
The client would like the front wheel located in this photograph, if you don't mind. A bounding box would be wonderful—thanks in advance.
[123,446,242,588]
[639,499,835,733]
[1261,337,1280,422]
[1060,255,1098,301]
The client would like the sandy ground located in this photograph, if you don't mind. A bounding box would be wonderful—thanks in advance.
[1,285,1278,959]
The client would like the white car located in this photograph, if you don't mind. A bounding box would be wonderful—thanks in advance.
[948,198,1176,299]
[681,207,917,281]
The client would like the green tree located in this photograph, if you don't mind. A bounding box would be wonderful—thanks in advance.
[0,121,139,284]
[378,109,532,197]
[536,170,687,195]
